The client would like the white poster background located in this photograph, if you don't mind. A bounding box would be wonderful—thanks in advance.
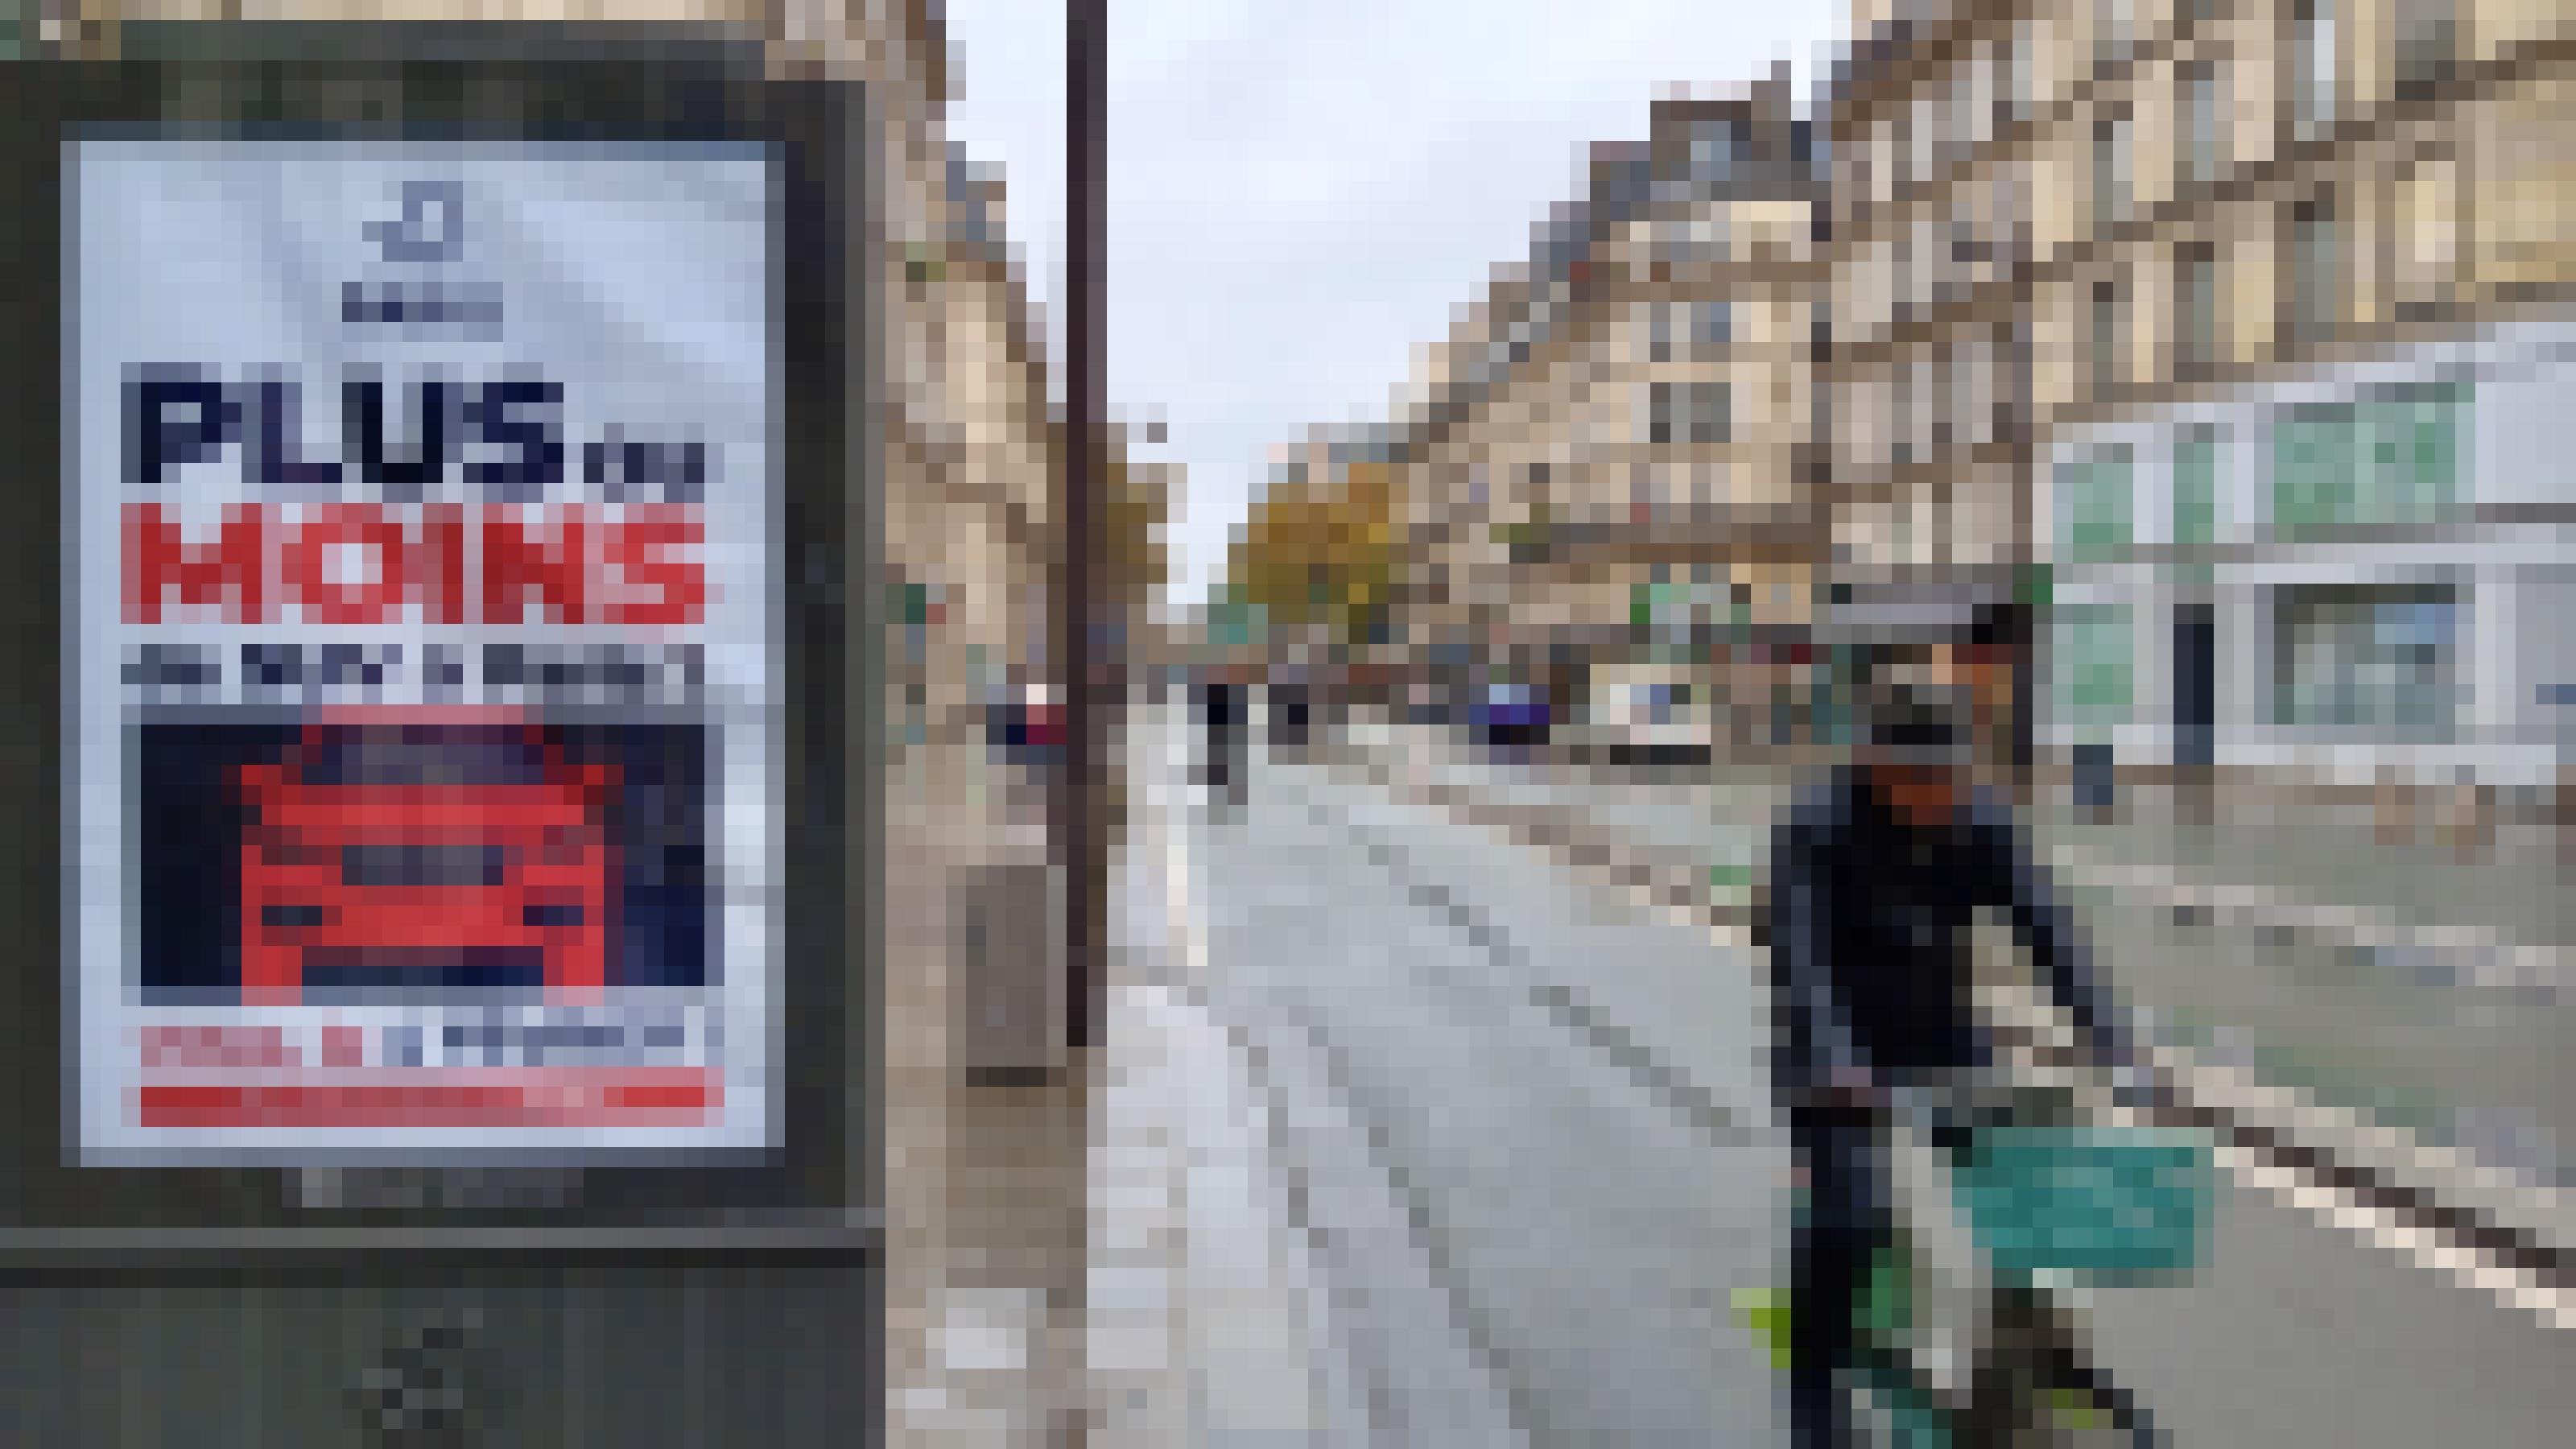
[68,139,780,1162]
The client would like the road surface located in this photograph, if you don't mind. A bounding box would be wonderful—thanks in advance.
[1140,705,2576,1445]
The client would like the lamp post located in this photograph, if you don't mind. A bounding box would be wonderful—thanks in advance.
[1061,0,1105,1054]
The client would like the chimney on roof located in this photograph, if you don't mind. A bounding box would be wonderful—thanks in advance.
[1741,61,1793,159]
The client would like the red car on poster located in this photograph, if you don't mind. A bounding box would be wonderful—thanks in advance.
[234,711,619,1004]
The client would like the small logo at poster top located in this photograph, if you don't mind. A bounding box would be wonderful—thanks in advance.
[345,178,501,333]
[365,180,465,266]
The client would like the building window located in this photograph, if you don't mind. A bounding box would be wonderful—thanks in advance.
[1913,92,1938,190]
[1891,361,1917,469]
[2000,19,2029,128]
[1698,213,1732,266]
[2293,0,2338,142]
[1987,329,2012,447]
[1913,213,1941,316]
[1993,163,2022,270]
[1994,323,2023,440]
[1952,69,1979,167]
[2394,147,2459,316]
[1649,301,1675,365]
[2178,242,2220,378]
[2058,444,2135,561]
[1648,382,1726,447]
[2091,279,2124,396]
[1690,299,1732,355]
[2181,59,2225,190]
[2394,0,2458,101]
[1891,229,1914,324]
[1885,115,1906,206]
[2094,112,2129,233]
[1951,333,1981,451]
[1958,336,1986,450]
[1853,371,1877,477]
[1629,462,1656,522]
[1690,116,1739,185]
[1690,381,1731,446]
[1911,357,1938,464]
[1859,239,1885,338]
[2289,193,2337,350]
[2272,584,2456,740]
[1967,39,1995,149]
[2096,0,2133,68]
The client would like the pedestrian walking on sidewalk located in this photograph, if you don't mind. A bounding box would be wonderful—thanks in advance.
[1761,606,2163,1449]
[1199,667,1244,808]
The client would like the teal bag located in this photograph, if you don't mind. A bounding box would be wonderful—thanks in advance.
[1954,1126,2214,1286]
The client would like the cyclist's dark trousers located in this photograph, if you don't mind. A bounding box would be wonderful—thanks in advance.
[1789,1104,1893,1449]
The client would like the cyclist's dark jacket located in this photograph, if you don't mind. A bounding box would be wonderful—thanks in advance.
[1763,765,2129,1100]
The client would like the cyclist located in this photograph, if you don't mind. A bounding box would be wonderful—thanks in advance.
[1763,604,2159,1448]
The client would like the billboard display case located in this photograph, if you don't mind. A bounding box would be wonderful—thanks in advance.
[3,20,877,1226]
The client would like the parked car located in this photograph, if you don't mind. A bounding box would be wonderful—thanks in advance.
[1583,663,1715,767]
[989,682,1065,766]
[1473,682,1550,750]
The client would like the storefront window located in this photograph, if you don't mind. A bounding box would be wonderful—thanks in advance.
[2053,603,2135,730]
[2273,584,2456,740]
[2275,402,2344,533]
[2174,430,2219,547]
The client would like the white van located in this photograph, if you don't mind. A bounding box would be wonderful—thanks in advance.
[1584,663,1713,766]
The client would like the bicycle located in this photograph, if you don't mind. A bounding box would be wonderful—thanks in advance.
[1738,1072,2207,1447]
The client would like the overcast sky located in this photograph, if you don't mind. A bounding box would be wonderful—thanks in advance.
[939,1,1851,608]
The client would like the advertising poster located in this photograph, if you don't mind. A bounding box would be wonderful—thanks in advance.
[68,140,779,1162]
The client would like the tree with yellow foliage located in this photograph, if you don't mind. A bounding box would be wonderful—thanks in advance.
[1323,460,1404,646]
[1225,458,1406,648]
[1227,477,1326,633]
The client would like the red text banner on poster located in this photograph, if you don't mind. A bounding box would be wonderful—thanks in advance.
[135,1067,720,1128]
[123,502,708,626]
